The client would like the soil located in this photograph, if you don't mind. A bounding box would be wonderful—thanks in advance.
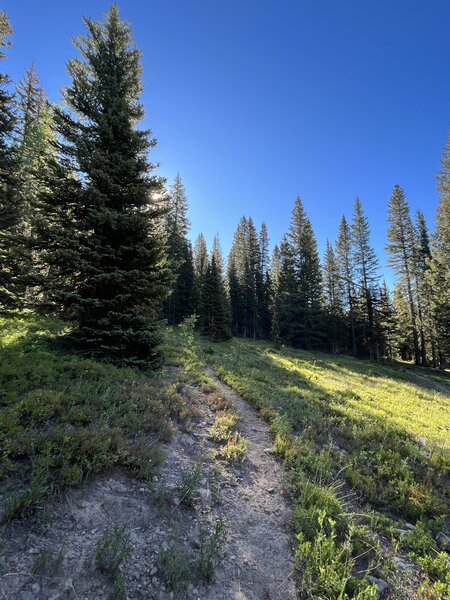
[0,366,297,600]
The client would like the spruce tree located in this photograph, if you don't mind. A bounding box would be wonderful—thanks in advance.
[269,244,282,344]
[200,248,230,341]
[13,64,56,298]
[284,197,323,348]
[0,11,18,307]
[322,240,344,353]
[427,134,450,365]
[386,185,421,364]
[336,215,357,355]
[36,5,169,367]
[192,232,209,316]
[164,174,193,324]
[351,197,380,358]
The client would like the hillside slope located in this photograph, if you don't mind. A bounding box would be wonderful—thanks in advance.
[166,330,450,599]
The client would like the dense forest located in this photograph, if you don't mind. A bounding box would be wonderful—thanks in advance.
[1,5,450,369]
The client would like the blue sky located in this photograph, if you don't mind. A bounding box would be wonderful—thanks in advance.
[3,0,450,279]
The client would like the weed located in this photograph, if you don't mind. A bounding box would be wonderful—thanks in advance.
[219,433,249,463]
[33,542,66,575]
[209,411,239,442]
[95,526,132,576]
[150,479,172,512]
[157,543,194,592]
[176,464,202,508]
[198,519,227,580]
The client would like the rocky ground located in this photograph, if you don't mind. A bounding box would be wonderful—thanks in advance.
[0,367,297,600]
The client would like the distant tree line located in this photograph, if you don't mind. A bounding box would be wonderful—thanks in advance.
[1,6,450,368]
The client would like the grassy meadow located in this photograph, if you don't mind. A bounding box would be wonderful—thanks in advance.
[166,328,450,599]
[1,313,449,598]
[0,313,182,521]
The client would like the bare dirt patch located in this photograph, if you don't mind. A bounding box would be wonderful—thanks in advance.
[0,367,296,599]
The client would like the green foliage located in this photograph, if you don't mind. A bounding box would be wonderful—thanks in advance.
[35,5,169,367]
[177,464,202,508]
[32,542,66,576]
[157,542,194,593]
[0,313,178,520]
[95,526,132,584]
[168,331,450,597]
[198,519,227,580]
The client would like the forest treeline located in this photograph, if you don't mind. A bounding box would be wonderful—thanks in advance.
[1,6,450,368]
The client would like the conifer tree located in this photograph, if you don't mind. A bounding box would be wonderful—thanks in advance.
[192,232,209,315]
[386,185,421,364]
[351,197,380,358]
[13,64,56,297]
[269,244,281,344]
[426,134,450,365]
[281,197,323,348]
[322,240,344,353]
[164,174,194,324]
[200,246,230,341]
[336,215,357,355]
[36,5,169,367]
[0,11,18,307]
[258,223,272,338]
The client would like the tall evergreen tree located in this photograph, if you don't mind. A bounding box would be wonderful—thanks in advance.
[322,240,344,353]
[13,64,56,298]
[0,11,18,307]
[386,185,421,364]
[336,215,357,355]
[36,5,169,367]
[351,197,380,358]
[192,232,209,316]
[285,197,323,348]
[164,174,193,324]
[427,134,450,365]
[200,245,230,341]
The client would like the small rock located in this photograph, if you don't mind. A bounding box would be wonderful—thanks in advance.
[139,487,145,492]
[436,531,450,550]
[31,584,41,594]
[198,488,210,503]
[20,593,34,600]
[267,487,275,494]
[394,557,415,571]
[404,522,416,531]
[150,566,158,576]
[263,447,274,454]
[152,576,159,585]
[394,528,409,537]
[367,576,388,594]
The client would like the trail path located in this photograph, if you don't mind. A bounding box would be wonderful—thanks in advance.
[0,366,297,600]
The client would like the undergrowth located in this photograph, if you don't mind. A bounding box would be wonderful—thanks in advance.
[0,312,182,521]
[166,326,450,599]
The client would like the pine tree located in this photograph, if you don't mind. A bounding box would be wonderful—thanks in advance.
[283,197,323,348]
[0,11,18,307]
[164,174,193,324]
[351,197,380,358]
[269,244,281,344]
[192,232,209,316]
[336,215,357,355]
[36,5,169,367]
[322,240,344,353]
[258,223,271,338]
[426,134,450,365]
[200,248,230,341]
[13,64,56,297]
[386,185,421,364]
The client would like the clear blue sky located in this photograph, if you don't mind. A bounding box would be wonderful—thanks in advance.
[3,0,450,280]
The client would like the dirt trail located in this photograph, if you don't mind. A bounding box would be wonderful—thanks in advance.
[0,366,297,600]
[202,366,297,600]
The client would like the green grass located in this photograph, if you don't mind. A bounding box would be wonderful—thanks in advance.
[0,312,182,520]
[166,327,450,599]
